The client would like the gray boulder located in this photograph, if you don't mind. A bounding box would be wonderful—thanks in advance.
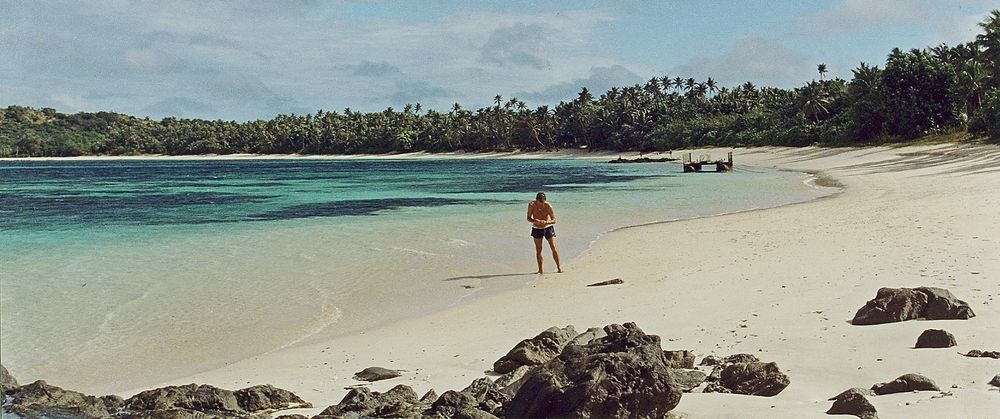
[492,325,578,374]
[568,327,606,346]
[317,384,422,418]
[668,369,707,392]
[234,384,312,412]
[920,287,976,320]
[502,322,682,418]
[827,388,878,419]
[352,366,402,382]
[702,353,760,383]
[871,373,940,395]
[125,383,242,414]
[852,287,974,325]
[663,350,695,369]
[914,329,957,348]
[1,363,18,394]
[493,365,530,390]
[715,362,790,396]
[990,374,1000,387]
[460,377,509,415]
[5,380,118,419]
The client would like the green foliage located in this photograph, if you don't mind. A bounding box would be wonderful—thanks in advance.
[969,87,1000,142]
[881,48,960,138]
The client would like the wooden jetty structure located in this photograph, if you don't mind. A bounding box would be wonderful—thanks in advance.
[682,152,733,173]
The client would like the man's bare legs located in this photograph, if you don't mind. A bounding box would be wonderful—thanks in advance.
[534,238,545,274]
[547,236,563,273]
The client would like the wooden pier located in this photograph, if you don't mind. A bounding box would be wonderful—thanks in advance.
[683,152,733,173]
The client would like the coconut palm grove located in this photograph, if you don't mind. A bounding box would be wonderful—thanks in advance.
[3,10,999,157]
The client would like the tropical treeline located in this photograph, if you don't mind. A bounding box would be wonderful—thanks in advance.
[2,10,999,157]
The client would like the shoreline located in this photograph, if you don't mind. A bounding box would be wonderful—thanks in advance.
[4,144,999,418]
[155,143,996,418]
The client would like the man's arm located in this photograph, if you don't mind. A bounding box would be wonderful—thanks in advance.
[527,202,535,223]
[544,203,556,225]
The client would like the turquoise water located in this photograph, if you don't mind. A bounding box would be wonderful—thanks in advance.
[0,156,835,392]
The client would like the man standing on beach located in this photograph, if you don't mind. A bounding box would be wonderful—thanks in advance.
[527,192,563,274]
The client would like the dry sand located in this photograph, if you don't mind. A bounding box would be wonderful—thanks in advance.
[116,144,999,418]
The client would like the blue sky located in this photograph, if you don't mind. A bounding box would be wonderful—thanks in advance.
[1,0,995,121]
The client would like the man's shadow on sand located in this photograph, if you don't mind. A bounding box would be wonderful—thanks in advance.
[442,273,535,281]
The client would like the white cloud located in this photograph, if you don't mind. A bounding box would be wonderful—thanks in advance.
[672,38,813,88]
[794,0,929,36]
[517,65,644,104]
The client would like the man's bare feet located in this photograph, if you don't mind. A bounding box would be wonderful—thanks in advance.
[536,271,543,274]
[557,269,564,273]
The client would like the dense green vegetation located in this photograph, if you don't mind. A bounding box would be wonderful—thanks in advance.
[3,11,1000,157]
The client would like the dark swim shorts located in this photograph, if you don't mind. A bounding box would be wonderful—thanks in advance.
[531,226,555,239]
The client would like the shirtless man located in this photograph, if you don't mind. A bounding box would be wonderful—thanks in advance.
[527,191,563,274]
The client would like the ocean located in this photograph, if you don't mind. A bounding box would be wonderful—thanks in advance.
[0,156,836,393]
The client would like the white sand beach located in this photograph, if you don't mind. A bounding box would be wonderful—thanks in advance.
[92,144,1000,417]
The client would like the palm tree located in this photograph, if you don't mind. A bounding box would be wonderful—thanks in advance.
[977,9,1000,82]
[817,63,828,80]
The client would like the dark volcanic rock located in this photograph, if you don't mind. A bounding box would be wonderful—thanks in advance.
[668,369,708,392]
[275,415,309,419]
[318,384,422,418]
[871,373,940,395]
[352,366,402,382]
[568,327,606,346]
[125,383,242,413]
[664,350,695,369]
[1,363,18,394]
[716,362,790,396]
[914,329,957,348]
[852,287,974,325]
[702,353,761,382]
[460,377,509,415]
[502,322,682,418]
[852,287,929,325]
[964,349,1000,359]
[990,374,1000,387]
[827,388,878,419]
[919,287,976,320]
[492,325,577,374]
[234,384,311,412]
[430,389,479,416]
[6,380,117,419]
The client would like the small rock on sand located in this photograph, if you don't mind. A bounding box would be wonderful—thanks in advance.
[914,329,956,348]
[587,278,624,287]
[353,366,403,382]
[871,373,940,395]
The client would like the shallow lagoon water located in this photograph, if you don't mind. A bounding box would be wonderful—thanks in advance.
[0,157,835,392]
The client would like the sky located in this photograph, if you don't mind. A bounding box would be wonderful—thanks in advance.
[1,0,996,121]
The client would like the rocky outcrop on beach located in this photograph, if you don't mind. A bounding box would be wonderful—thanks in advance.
[698,353,789,396]
[501,323,683,418]
[826,388,878,419]
[491,325,577,374]
[870,373,940,395]
[990,374,1000,387]
[914,329,957,348]
[3,380,122,419]
[0,370,309,419]
[851,287,975,325]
